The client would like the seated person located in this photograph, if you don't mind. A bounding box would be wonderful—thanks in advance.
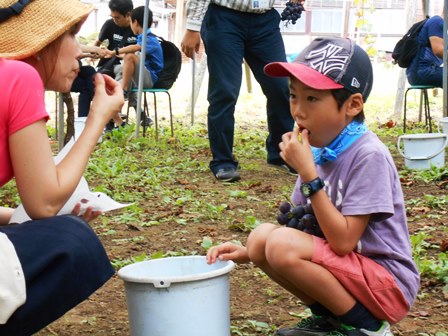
[95,0,137,82]
[71,45,127,129]
[95,0,153,127]
[106,6,163,99]
[0,0,124,334]
[406,15,443,88]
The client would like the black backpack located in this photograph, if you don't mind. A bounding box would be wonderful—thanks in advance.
[152,34,182,89]
[392,18,429,68]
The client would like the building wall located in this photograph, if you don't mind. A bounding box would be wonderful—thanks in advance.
[80,0,444,56]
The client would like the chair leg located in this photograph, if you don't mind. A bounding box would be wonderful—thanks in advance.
[152,92,158,141]
[403,88,410,133]
[423,89,432,132]
[143,93,149,136]
[167,91,174,137]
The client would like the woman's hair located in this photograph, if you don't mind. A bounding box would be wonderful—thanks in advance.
[131,6,153,27]
[331,88,365,122]
[32,21,82,86]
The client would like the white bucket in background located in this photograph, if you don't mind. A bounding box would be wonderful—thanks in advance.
[117,256,235,336]
[74,117,102,142]
[440,117,448,135]
[397,133,448,170]
[74,117,87,140]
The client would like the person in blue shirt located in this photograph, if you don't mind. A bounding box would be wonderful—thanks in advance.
[406,15,444,88]
[106,6,164,97]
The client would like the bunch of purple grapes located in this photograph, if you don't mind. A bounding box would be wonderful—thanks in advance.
[276,201,325,238]
[280,1,305,26]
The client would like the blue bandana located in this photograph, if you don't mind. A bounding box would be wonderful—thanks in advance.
[312,120,368,165]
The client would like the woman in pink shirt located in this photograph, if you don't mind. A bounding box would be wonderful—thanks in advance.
[0,0,124,334]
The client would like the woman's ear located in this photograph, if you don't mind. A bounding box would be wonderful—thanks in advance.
[345,93,364,118]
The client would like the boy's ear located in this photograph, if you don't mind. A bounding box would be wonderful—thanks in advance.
[345,93,364,117]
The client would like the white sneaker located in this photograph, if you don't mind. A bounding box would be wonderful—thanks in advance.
[329,321,393,335]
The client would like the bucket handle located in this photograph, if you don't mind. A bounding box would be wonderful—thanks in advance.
[397,134,448,161]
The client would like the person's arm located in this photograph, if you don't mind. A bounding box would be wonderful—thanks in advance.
[429,36,444,59]
[79,44,107,59]
[9,74,124,220]
[280,127,369,256]
[181,0,211,59]
[104,43,141,58]
[427,16,444,59]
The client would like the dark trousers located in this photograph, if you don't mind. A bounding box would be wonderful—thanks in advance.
[407,64,443,88]
[200,4,293,173]
[0,215,114,336]
[71,65,97,117]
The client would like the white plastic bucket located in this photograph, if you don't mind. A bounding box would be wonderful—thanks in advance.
[74,117,87,140]
[397,133,448,170]
[117,256,235,336]
[74,117,102,142]
[440,117,448,135]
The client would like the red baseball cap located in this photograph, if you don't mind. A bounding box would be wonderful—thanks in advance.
[264,37,373,101]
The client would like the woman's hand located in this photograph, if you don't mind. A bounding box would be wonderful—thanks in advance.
[88,73,124,126]
[71,203,102,222]
[280,128,318,181]
[206,242,250,265]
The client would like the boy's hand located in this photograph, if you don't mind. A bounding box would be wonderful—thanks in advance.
[206,242,250,265]
[280,128,318,181]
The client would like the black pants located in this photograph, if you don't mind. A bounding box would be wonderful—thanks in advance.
[0,215,114,336]
[200,4,294,174]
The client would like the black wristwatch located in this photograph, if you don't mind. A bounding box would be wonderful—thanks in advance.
[300,177,324,198]
[114,47,120,55]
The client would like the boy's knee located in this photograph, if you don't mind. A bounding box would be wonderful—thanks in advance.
[265,228,295,262]
[247,223,277,264]
[123,53,138,63]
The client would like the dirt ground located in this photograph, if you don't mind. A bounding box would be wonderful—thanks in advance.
[33,135,447,336]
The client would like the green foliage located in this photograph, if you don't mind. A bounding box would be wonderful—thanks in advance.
[231,320,276,336]
[414,165,448,183]
[411,232,448,286]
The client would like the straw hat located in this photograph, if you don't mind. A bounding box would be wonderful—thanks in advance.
[0,0,94,60]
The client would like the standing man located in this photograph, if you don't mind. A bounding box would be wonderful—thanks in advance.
[181,0,295,182]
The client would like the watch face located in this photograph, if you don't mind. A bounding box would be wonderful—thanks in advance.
[300,178,324,197]
[301,184,311,196]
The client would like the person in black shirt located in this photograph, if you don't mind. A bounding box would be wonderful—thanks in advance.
[94,0,137,81]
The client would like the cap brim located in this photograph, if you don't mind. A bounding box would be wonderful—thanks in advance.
[264,62,344,90]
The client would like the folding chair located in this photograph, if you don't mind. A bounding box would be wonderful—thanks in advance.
[126,88,174,140]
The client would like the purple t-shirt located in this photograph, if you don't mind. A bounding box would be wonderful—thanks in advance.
[291,131,420,307]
